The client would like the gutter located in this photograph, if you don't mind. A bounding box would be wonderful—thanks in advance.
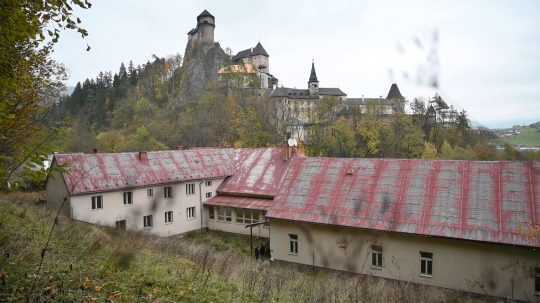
[199,181,203,231]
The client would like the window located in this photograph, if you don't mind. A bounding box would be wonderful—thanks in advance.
[217,207,231,222]
[164,186,172,198]
[91,195,103,210]
[208,206,215,220]
[206,192,213,198]
[165,211,173,224]
[289,234,298,255]
[147,188,153,197]
[206,180,212,186]
[186,183,195,195]
[420,252,433,277]
[371,245,383,269]
[535,268,540,294]
[143,215,153,228]
[236,209,260,224]
[123,191,132,205]
[187,207,196,220]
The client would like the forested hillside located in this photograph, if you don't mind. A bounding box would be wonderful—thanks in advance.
[49,54,540,163]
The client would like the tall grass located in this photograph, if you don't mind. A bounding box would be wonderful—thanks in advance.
[0,193,492,302]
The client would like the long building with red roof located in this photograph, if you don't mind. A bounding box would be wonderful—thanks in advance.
[46,147,540,301]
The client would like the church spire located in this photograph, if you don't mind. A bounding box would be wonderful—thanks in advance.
[308,60,318,84]
[308,60,319,95]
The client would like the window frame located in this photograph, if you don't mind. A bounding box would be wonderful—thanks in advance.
[91,195,103,210]
[371,245,383,269]
[288,234,298,255]
[420,251,433,277]
[143,215,153,228]
[186,183,195,195]
[164,186,172,198]
[147,188,153,197]
[205,180,212,187]
[123,191,133,205]
[164,211,173,224]
[187,206,196,220]
[206,192,213,198]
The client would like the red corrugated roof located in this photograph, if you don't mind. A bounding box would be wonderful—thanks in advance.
[205,195,273,211]
[54,147,540,248]
[218,148,290,197]
[54,148,241,195]
[266,157,540,248]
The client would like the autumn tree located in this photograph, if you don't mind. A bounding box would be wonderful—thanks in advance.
[0,0,91,188]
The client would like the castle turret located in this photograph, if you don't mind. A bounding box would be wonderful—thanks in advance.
[308,61,319,95]
[188,10,215,45]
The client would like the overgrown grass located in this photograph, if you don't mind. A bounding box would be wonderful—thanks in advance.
[0,193,494,302]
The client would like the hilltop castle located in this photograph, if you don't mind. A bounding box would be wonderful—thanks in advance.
[183,10,406,141]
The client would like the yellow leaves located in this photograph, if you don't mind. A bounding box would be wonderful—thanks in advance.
[82,276,92,289]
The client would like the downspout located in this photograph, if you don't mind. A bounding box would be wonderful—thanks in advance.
[199,181,203,232]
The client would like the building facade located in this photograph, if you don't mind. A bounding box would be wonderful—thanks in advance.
[47,148,540,301]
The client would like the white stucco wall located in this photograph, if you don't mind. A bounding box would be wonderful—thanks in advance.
[270,219,540,302]
[68,178,224,237]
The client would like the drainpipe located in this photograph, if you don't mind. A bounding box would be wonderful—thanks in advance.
[199,181,203,232]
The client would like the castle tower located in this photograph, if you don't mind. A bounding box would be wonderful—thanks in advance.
[188,10,215,45]
[308,61,319,95]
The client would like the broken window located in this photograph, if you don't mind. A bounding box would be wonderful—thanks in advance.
[371,245,383,269]
[289,234,298,255]
[91,195,103,210]
[420,251,433,277]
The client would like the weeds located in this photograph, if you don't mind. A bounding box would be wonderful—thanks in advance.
[0,197,492,302]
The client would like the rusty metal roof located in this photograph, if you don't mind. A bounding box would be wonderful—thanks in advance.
[54,148,239,195]
[205,195,273,211]
[266,157,540,248]
[217,148,290,198]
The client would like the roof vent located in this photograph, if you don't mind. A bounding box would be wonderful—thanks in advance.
[138,151,148,161]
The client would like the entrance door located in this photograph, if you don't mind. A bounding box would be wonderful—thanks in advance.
[115,220,126,230]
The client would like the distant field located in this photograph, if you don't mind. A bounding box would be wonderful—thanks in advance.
[497,126,540,147]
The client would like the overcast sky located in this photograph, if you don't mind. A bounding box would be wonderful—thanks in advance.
[53,0,540,128]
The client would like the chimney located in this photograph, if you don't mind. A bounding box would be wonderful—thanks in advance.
[138,151,148,161]
[283,135,298,161]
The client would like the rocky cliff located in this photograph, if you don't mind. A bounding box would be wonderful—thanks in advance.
[175,40,230,102]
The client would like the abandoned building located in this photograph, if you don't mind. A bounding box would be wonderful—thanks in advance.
[46,147,540,301]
